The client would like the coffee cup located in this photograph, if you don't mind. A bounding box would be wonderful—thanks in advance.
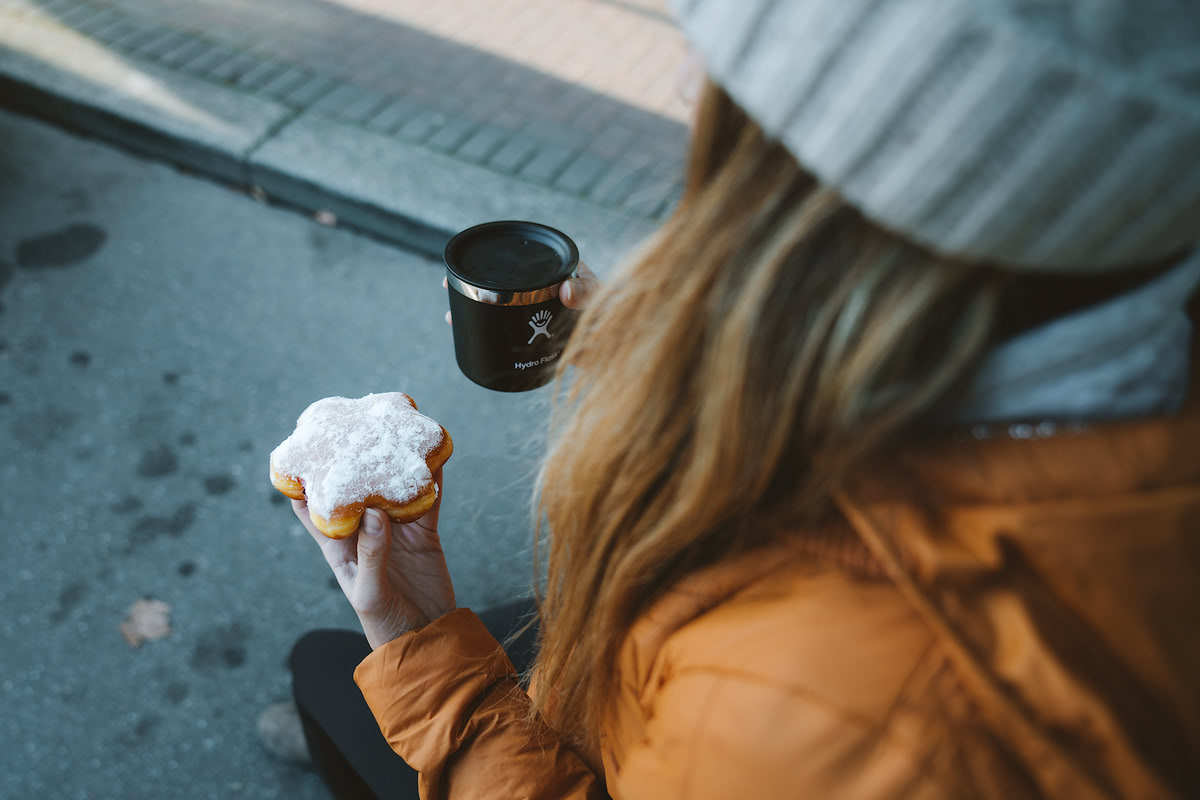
[444,221,579,392]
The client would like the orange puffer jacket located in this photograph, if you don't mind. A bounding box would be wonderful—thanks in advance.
[356,393,1200,799]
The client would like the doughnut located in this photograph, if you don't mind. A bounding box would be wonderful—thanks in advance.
[270,393,453,539]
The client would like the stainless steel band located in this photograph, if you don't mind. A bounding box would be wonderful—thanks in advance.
[445,270,574,306]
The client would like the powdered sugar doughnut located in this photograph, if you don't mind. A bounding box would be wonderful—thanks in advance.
[270,393,453,539]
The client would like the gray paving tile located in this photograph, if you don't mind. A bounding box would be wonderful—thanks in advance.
[283,74,337,107]
[554,153,608,194]
[426,115,478,153]
[208,50,262,83]
[572,97,620,133]
[159,36,213,68]
[456,124,511,163]
[90,18,139,45]
[308,83,356,112]
[590,121,639,160]
[177,42,240,78]
[110,22,164,52]
[234,58,287,90]
[364,98,423,135]
[622,172,680,217]
[133,28,190,58]
[529,120,589,149]
[258,66,310,100]
[395,109,447,144]
[338,87,393,123]
[518,143,576,183]
[488,135,539,174]
[33,0,75,15]
[72,7,120,36]
[56,3,108,28]
[545,83,595,125]
[587,162,646,206]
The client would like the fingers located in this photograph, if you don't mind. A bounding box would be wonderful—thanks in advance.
[354,508,392,608]
[442,277,453,325]
[293,497,358,579]
[561,261,599,309]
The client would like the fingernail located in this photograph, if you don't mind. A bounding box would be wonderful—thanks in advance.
[364,511,383,536]
[561,282,574,304]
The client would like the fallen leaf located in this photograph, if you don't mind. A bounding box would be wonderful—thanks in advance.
[120,597,172,648]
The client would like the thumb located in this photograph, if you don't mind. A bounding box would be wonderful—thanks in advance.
[561,262,598,309]
[355,509,391,601]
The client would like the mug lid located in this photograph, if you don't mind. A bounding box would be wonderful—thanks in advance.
[445,221,579,292]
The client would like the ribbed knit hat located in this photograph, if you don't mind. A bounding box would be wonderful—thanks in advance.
[669,0,1200,273]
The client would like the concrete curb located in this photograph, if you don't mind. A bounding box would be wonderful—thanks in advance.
[0,13,658,270]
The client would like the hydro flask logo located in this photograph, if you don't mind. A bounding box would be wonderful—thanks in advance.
[527,310,553,343]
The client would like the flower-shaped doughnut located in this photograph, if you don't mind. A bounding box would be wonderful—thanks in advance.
[270,393,453,538]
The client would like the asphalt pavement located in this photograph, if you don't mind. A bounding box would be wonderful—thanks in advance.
[0,108,570,798]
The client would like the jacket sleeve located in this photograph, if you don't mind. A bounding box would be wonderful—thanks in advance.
[354,608,608,800]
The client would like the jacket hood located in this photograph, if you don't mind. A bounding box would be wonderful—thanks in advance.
[837,379,1200,798]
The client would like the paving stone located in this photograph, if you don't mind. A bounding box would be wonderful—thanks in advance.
[177,42,240,78]
[528,120,589,149]
[56,3,107,27]
[337,87,393,123]
[90,17,139,45]
[282,73,337,107]
[109,21,164,52]
[308,81,353,110]
[545,83,596,126]
[208,50,262,84]
[518,143,576,183]
[234,58,287,90]
[309,83,391,123]
[491,109,527,131]
[456,124,511,163]
[159,37,215,68]
[364,97,424,135]
[621,172,681,218]
[587,161,646,207]
[71,7,119,36]
[589,121,638,160]
[133,28,190,58]
[488,135,539,174]
[32,0,74,15]
[426,115,478,153]
[554,153,608,194]
[395,109,447,144]
[257,66,310,100]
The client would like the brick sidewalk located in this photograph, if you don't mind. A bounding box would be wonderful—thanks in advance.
[2,0,691,219]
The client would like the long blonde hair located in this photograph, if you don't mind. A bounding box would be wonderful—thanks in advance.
[530,82,1007,745]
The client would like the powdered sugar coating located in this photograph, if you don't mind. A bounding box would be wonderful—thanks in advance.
[270,393,445,520]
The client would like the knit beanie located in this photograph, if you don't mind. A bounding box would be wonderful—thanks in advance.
[668,0,1200,273]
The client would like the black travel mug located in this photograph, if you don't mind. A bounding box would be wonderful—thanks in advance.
[444,221,580,392]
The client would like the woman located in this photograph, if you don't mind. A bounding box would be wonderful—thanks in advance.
[283,0,1200,797]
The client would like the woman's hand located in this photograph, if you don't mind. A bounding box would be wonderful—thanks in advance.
[293,469,456,650]
[443,261,600,324]
[560,261,599,309]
